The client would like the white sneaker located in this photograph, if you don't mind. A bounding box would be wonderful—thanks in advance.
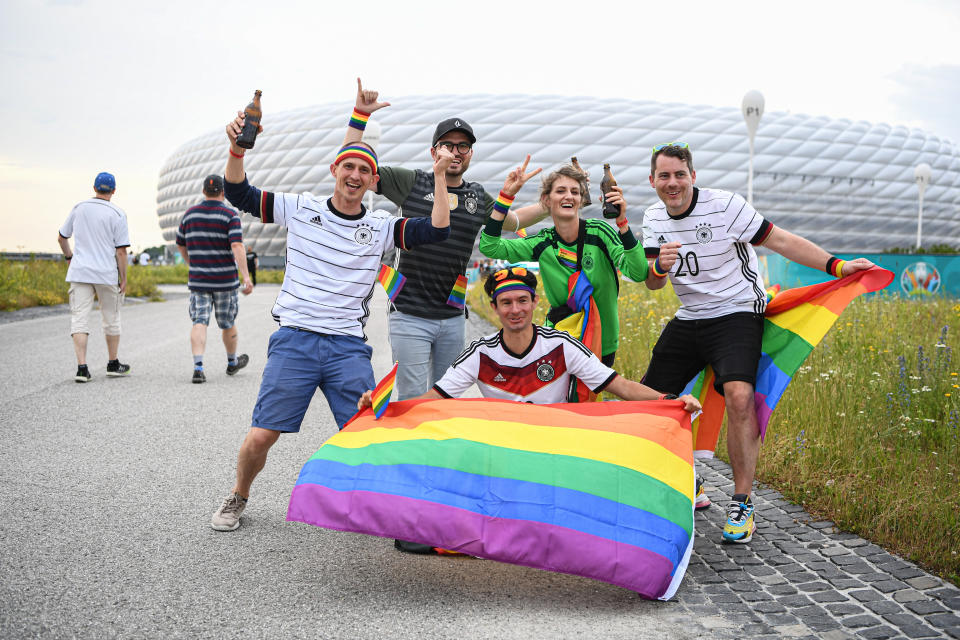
[211,492,247,531]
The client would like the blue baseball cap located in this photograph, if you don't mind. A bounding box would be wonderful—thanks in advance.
[94,172,116,193]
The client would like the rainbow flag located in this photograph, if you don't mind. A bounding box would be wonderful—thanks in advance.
[287,398,695,600]
[446,274,468,309]
[557,246,578,269]
[516,227,528,238]
[370,362,398,419]
[377,264,406,303]
[554,270,602,402]
[683,267,894,458]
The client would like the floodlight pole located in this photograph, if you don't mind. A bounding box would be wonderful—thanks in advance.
[914,163,932,251]
[742,91,765,205]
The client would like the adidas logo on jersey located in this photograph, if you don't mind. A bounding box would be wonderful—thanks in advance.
[423,193,435,202]
[493,373,507,382]
[657,235,666,245]
[309,215,323,227]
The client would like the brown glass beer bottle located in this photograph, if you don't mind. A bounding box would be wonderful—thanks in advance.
[235,90,263,150]
[600,163,620,218]
[570,156,592,205]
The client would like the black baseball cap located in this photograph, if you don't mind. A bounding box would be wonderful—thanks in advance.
[432,117,476,146]
[203,174,224,194]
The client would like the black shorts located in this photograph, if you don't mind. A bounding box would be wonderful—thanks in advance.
[642,312,764,396]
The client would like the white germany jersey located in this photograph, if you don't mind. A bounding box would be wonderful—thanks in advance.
[266,191,399,338]
[434,325,617,404]
[642,187,772,320]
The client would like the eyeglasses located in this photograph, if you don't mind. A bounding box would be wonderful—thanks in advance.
[494,266,527,280]
[652,141,690,154]
[435,141,473,154]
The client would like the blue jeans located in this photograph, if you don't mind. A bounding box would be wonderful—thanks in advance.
[251,327,374,431]
[388,311,465,400]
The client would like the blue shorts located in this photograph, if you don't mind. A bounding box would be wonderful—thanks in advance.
[251,327,375,432]
[189,290,238,329]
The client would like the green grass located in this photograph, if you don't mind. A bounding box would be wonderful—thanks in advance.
[467,279,960,585]
[0,260,285,311]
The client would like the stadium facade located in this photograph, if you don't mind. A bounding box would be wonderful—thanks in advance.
[157,95,960,255]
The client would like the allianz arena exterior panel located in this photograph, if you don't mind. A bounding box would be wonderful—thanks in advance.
[157,95,960,255]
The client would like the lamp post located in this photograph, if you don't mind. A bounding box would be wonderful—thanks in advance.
[741,90,765,205]
[914,162,932,251]
[362,120,382,211]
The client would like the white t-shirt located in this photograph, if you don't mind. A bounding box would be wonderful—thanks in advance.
[264,191,401,338]
[59,198,130,285]
[642,187,770,319]
[434,325,617,404]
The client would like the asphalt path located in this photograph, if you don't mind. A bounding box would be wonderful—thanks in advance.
[0,286,722,640]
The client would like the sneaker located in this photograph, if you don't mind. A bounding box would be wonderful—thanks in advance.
[211,492,247,531]
[394,539,438,555]
[192,369,206,384]
[105,360,130,377]
[723,494,756,544]
[694,473,711,510]
[74,365,91,383]
[226,354,249,376]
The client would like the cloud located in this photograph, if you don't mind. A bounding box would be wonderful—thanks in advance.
[889,64,960,144]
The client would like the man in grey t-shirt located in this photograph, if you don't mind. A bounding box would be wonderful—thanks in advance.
[57,171,131,382]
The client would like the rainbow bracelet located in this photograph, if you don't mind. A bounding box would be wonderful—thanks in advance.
[348,108,370,131]
[493,190,515,216]
[651,257,668,278]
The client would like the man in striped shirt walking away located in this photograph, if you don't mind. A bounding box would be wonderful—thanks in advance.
[641,143,873,545]
[176,175,254,384]
[210,101,454,532]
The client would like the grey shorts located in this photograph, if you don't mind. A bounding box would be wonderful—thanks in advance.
[189,290,239,329]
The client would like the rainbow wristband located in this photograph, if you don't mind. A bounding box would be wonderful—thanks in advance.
[651,257,668,278]
[348,108,370,131]
[493,190,515,216]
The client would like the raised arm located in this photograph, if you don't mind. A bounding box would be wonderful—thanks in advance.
[342,78,391,147]
[431,147,454,229]
[224,110,256,185]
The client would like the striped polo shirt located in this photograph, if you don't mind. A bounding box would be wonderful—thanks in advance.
[642,187,774,319]
[176,200,243,292]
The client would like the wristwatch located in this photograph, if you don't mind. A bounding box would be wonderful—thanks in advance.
[658,393,678,400]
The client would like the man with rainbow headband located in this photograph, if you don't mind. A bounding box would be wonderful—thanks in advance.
[210,108,456,532]
[360,267,702,410]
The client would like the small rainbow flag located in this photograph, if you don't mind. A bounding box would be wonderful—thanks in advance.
[683,267,894,457]
[377,264,406,303]
[287,398,695,600]
[516,228,528,238]
[446,274,468,309]
[370,362,398,419]
[557,246,578,269]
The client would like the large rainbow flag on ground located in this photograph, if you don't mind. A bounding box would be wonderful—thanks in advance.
[683,267,894,458]
[287,398,695,600]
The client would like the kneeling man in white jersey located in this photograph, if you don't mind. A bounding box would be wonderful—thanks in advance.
[641,142,874,544]
[211,106,456,532]
[360,266,701,409]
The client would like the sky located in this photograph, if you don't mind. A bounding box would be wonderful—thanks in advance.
[2,0,960,253]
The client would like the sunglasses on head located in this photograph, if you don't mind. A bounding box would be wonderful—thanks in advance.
[493,267,527,281]
[652,141,690,154]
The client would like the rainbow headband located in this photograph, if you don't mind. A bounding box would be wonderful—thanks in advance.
[335,145,378,173]
[492,279,536,300]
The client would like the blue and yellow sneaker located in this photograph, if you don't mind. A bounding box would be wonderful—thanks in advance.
[695,473,711,510]
[723,494,755,543]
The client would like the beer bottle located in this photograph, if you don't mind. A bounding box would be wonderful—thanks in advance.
[235,90,263,150]
[600,163,620,218]
[570,156,592,206]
